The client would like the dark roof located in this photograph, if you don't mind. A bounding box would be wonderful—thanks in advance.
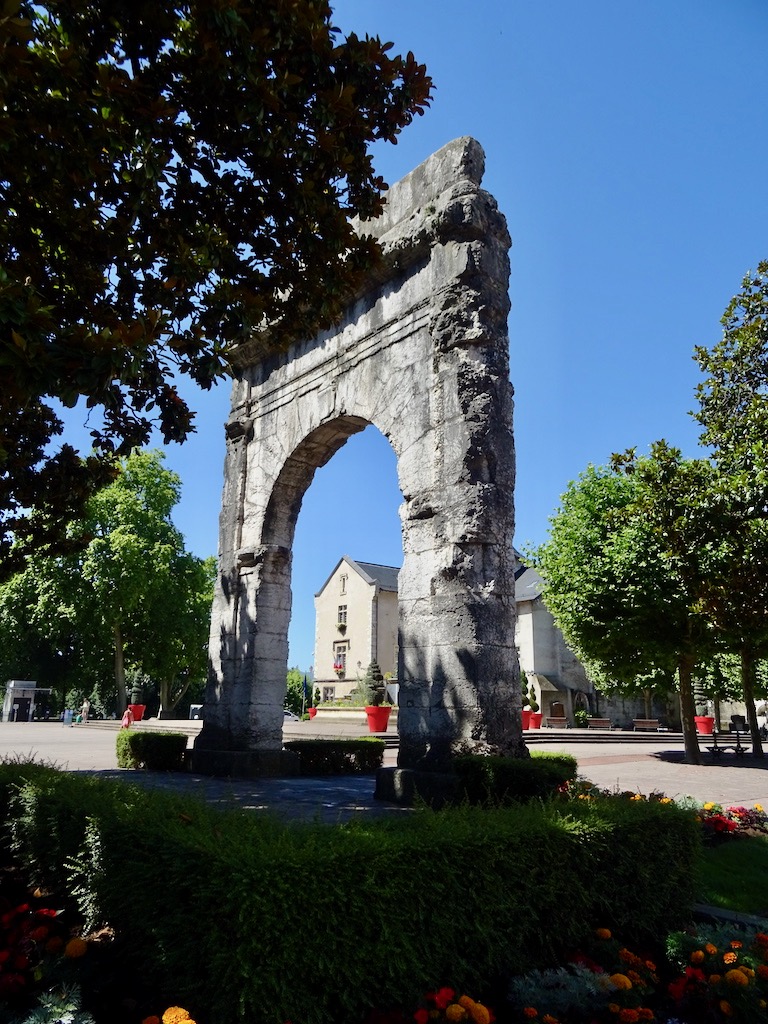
[514,564,544,603]
[315,555,400,596]
[348,558,400,592]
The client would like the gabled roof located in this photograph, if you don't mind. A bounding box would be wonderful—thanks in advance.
[315,555,400,596]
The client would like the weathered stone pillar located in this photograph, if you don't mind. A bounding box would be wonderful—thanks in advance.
[192,137,522,777]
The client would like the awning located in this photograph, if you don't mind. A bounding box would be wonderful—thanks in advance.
[529,672,581,694]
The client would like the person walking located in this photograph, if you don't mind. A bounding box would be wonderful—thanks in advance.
[80,698,90,724]
[120,705,134,729]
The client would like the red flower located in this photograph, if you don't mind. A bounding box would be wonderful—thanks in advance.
[414,1010,429,1024]
[432,988,456,1010]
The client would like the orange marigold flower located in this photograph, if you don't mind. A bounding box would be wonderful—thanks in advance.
[458,996,474,1010]
[723,952,738,964]
[724,969,748,987]
[595,928,612,940]
[709,974,722,985]
[445,1005,466,1022]
[64,937,88,959]
[522,1010,538,1019]
[541,1016,560,1024]
[618,1011,639,1024]
[469,1003,491,1024]
[719,1000,734,1017]
[610,974,633,991]
[690,950,705,964]
[45,936,64,954]
[607,1005,620,1015]
[730,940,743,949]
[637,1011,654,1022]
[644,960,656,972]
[705,943,718,954]
[742,967,755,978]
[162,1009,191,1024]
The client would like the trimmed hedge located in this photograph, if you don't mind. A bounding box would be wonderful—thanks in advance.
[0,762,701,1024]
[116,730,189,771]
[453,751,578,805]
[283,738,385,774]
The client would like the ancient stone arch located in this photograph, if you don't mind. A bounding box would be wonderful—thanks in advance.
[192,137,523,777]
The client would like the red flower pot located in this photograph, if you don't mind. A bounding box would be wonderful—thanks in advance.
[522,709,532,730]
[694,715,715,735]
[128,704,146,722]
[365,705,391,733]
[308,707,317,719]
[528,712,543,730]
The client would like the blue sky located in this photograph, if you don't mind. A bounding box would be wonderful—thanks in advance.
[59,1,768,673]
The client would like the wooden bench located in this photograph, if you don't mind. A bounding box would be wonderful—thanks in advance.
[633,719,660,731]
[545,717,568,728]
[708,730,748,757]
[587,718,612,730]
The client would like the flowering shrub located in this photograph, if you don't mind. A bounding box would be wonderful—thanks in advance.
[694,802,768,840]
[507,928,659,1023]
[0,897,66,1001]
[413,988,494,1024]
[666,925,768,1021]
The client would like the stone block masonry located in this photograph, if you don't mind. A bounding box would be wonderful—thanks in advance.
[192,137,523,777]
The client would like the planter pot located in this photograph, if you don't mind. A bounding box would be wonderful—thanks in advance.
[521,709,532,730]
[695,715,715,735]
[365,705,392,733]
[528,712,543,730]
[128,704,146,722]
[308,707,317,719]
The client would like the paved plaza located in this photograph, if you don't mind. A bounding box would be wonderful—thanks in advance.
[0,720,766,823]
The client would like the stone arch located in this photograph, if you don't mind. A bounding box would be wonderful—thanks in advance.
[193,137,523,777]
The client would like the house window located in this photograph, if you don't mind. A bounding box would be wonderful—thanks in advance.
[337,605,347,626]
[323,685,335,702]
[333,642,348,676]
[340,574,347,594]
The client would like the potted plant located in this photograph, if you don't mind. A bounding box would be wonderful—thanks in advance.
[362,661,392,732]
[527,685,542,729]
[521,678,531,730]
[694,701,715,735]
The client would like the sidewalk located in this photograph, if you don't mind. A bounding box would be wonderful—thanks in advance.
[0,721,765,822]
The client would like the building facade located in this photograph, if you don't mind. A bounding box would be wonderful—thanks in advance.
[314,556,399,702]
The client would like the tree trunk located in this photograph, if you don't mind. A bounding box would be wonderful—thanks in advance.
[114,621,127,713]
[158,675,192,719]
[678,655,701,764]
[741,648,764,758]
[713,695,722,733]
[643,687,652,719]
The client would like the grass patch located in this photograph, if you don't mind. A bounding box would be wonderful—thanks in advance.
[697,833,768,916]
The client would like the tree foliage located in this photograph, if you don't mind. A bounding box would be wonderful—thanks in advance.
[0,0,432,577]
[0,449,214,714]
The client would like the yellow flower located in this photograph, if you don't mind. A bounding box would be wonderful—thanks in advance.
[162,1009,191,1024]
[631,793,644,801]
[703,802,716,810]
[610,974,633,991]
[64,937,88,959]
[755,804,764,812]
[660,797,672,803]
[725,969,749,986]
[445,1005,466,1022]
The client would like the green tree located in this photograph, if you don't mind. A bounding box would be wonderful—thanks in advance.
[285,667,308,716]
[1,1,431,578]
[534,458,716,763]
[0,448,214,714]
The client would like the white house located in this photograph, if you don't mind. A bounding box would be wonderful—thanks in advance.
[313,556,399,702]
[313,553,596,720]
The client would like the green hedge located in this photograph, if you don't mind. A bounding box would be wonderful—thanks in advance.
[0,762,701,1024]
[283,738,385,774]
[116,730,189,770]
[453,751,578,805]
